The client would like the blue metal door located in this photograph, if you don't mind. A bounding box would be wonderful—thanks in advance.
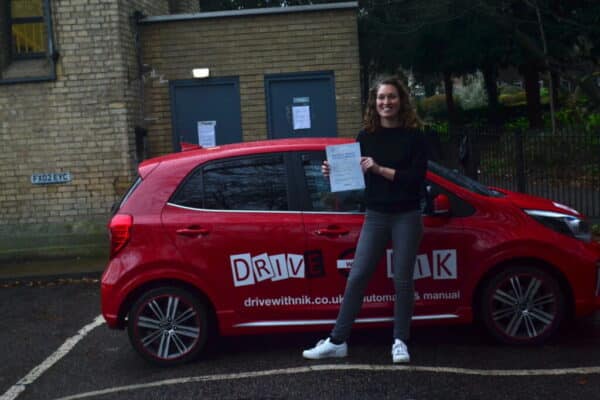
[265,72,337,138]
[170,78,242,150]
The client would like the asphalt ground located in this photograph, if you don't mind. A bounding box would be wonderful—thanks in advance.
[1,278,600,400]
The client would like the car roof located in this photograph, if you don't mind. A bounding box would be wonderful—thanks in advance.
[138,137,354,176]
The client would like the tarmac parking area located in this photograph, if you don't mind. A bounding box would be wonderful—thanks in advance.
[2,280,600,400]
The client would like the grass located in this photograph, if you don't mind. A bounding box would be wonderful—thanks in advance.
[593,224,600,243]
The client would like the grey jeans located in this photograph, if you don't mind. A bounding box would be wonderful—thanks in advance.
[330,208,423,342]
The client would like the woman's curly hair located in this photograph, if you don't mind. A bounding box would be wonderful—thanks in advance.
[363,76,423,133]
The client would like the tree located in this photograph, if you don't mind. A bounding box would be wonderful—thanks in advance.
[359,0,600,127]
[358,1,510,124]
[197,0,600,126]
[477,0,600,111]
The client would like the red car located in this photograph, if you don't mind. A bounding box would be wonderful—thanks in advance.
[101,138,600,366]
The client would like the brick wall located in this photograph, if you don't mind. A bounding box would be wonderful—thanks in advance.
[0,0,170,260]
[140,5,363,156]
[0,2,361,261]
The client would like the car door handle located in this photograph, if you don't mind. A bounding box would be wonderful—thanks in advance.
[176,227,210,237]
[315,226,350,237]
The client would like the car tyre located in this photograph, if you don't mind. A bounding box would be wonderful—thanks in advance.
[480,266,565,345]
[128,286,207,366]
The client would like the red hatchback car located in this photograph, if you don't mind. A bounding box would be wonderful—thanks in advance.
[101,138,600,366]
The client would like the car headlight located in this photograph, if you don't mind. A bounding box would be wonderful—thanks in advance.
[524,209,591,243]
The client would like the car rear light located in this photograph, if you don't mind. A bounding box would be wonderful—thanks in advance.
[109,214,133,258]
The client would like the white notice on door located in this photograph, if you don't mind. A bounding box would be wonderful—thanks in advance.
[197,121,216,147]
[292,105,311,130]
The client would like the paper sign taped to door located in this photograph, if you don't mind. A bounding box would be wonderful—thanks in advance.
[197,121,216,147]
[292,105,311,130]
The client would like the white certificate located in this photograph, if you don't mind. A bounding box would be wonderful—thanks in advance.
[197,120,216,147]
[326,142,365,192]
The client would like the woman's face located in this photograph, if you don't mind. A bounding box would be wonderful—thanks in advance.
[376,84,401,122]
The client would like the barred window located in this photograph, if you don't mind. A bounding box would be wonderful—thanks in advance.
[10,0,47,58]
[1,0,56,83]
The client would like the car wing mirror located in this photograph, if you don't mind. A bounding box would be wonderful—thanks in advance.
[433,193,451,216]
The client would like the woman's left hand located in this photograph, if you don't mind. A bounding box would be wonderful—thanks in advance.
[360,157,379,174]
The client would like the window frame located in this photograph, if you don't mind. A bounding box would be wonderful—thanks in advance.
[9,0,46,60]
[1,0,57,84]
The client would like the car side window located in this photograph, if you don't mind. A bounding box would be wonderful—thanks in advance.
[302,156,364,213]
[172,154,289,211]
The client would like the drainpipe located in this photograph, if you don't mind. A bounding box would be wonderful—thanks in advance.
[130,10,148,162]
[45,0,57,81]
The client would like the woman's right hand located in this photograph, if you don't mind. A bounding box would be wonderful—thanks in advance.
[321,160,330,177]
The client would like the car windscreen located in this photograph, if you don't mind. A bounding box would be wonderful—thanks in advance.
[427,161,503,197]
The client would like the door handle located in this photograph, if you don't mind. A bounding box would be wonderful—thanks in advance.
[315,226,350,237]
[176,227,210,237]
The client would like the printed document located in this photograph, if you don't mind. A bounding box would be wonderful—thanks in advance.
[197,121,216,147]
[326,142,365,192]
[292,105,311,130]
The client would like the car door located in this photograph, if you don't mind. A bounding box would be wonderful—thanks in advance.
[297,151,369,321]
[413,179,468,318]
[162,153,312,327]
[298,151,468,326]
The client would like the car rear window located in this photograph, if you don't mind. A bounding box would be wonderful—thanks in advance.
[171,154,289,211]
[111,176,141,215]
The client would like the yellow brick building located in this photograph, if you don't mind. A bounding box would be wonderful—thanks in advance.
[0,1,361,262]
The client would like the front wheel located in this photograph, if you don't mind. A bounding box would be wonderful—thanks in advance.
[480,266,566,345]
[128,287,208,366]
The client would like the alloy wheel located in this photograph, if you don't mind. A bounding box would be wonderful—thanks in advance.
[128,287,207,365]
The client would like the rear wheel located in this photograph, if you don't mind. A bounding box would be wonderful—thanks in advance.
[128,287,207,366]
[480,266,565,345]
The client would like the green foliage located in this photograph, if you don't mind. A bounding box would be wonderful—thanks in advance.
[455,73,488,110]
[586,114,600,132]
[498,88,549,107]
[552,95,600,133]
[417,95,448,116]
[499,92,527,107]
[479,128,599,187]
[592,224,600,239]
[500,85,523,95]
[425,120,449,134]
[480,155,512,175]
[505,117,529,132]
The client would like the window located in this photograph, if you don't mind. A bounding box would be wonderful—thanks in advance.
[302,154,364,213]
[172,154,289,211]
[1,0,56,83]
[10,0,47,59]
[171,170,204,209]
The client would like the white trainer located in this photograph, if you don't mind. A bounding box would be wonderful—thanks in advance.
[302,338,348,360]
[392,339,410,363]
